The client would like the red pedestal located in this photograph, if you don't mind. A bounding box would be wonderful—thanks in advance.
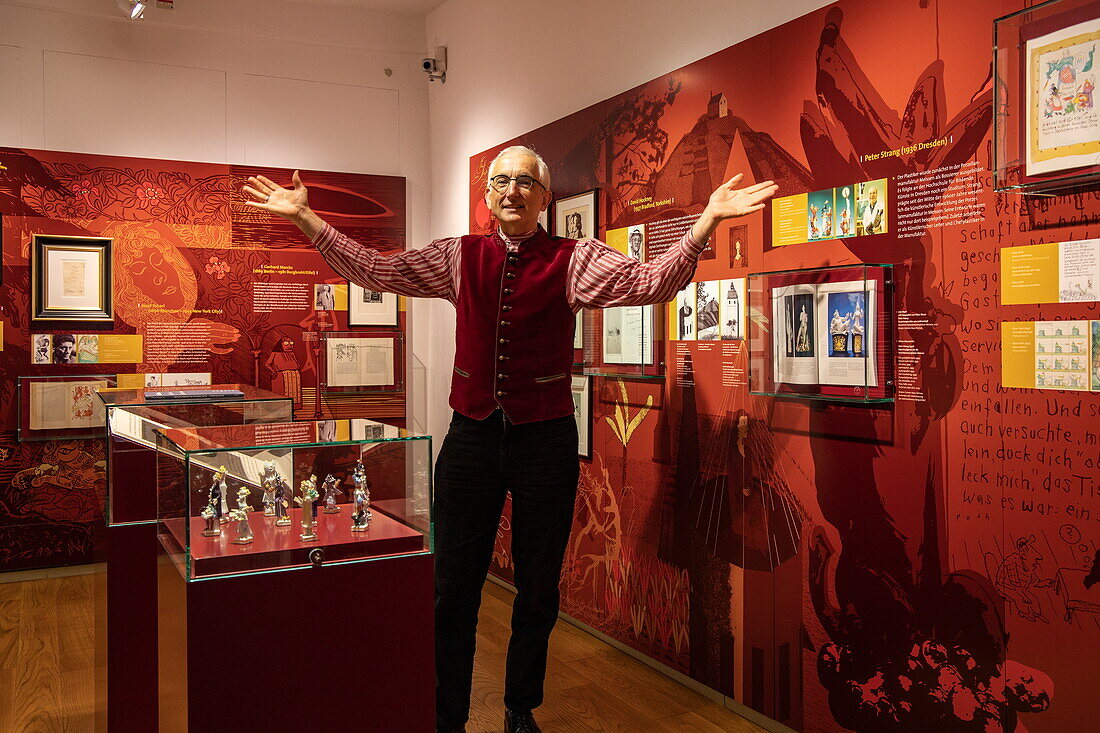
[157,546,435,732]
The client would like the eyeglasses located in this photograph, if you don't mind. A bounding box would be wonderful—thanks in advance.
[488,174,545,192]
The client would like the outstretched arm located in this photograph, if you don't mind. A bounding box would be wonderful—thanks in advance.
[571,174,777,310]
[243,171,459,303]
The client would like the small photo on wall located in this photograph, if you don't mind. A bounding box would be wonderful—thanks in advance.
[719,279,745,341]
[1092,320,1100,391]
[52,333,77,364]
[76,334,99,363]
[807,189,835,240]
[855,179,888,236]
[314,283,336,310]
[695,280,721,341]
[675,283,696,341]
[32,334,52,364]
[627,224,645,262]
[728,225,749,269]
[835,185,855,237]
[554,189,598,240]
[571,375,592,460]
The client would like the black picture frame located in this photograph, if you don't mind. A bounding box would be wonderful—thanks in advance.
[32,234,113,323]
[553,189,599,240]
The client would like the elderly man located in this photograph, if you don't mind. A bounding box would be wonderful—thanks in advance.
[244,147,776,733]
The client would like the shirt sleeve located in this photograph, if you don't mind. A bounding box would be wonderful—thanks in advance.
[312,222,461,304]
[568,231,709,310]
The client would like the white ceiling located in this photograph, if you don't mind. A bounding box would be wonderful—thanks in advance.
[281,0,449,16]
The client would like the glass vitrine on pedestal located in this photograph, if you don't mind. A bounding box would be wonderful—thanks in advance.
[154,419,436,732]
[94,384,292,733]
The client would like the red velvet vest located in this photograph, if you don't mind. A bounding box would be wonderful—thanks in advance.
[450,229,577,424]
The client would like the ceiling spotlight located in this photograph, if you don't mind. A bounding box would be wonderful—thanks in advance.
[117,0,146,20]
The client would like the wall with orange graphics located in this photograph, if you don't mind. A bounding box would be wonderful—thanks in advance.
[0,147,406,572]
[471,1,1099,731]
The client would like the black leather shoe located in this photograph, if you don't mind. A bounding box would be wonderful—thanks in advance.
[505,709,541,733]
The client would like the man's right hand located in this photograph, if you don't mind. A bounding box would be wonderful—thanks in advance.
[243,170,324,239]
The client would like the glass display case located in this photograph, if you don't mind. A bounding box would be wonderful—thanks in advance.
[994,0,1100,195]
[747,264,894,403]
[17,374,116,441]
[99,384,294,526]
[156,418,432,580]
[579,305,665,380]
[318,330,405,394]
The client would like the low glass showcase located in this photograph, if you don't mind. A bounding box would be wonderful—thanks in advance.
[994,0,1100,194]
[99,384,294,526]
[156,418,432,580]
[747,264,894,403]
[17,374,116,441]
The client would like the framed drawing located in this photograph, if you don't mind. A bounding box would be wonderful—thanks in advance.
[32,234,113,322]
[1025,15,1100,175]
[570,375,592,460]
[554,189,599,239]
[348,283,399,327]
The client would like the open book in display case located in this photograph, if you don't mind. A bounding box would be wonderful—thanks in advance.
[747,264,895,404]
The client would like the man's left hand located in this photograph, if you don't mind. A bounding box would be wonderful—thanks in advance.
[691,174,779,244]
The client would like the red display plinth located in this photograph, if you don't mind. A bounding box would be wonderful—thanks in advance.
[163,506,424,578]
[157,547,435,732]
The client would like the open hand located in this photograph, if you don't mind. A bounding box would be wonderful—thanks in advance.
[243,171,310,222]
[705,174,779,221]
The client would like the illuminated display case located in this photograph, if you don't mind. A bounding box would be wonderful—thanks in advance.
[100,384,294,526]
[747,264,894,403]
[994,0,1100,194]
[17,374,116,441]
[155,418,432,581]
[579,305,666,380]
[317,330,405,395]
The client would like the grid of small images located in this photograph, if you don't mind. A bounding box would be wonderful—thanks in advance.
[1034,320,1090,390]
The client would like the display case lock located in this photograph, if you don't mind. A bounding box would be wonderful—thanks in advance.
[309,548,325,567]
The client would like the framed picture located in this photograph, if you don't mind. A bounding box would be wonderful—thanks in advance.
[1025,15,1100,176]
[554,189,599,240]
[32,234,113,322]
[348,283,399,327]
[571,375,592,460]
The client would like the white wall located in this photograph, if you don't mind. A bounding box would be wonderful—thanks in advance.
[0,0,435,431]
[422,0,835,442]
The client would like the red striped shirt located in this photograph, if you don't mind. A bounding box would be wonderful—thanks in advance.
[312,223,708,311]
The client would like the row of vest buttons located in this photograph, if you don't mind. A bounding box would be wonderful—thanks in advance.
[497,255,520,398]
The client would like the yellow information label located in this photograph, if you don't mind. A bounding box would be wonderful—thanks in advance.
[771,193,808,247]
[1001,322,1036,389]
[99,335,144,363]
[1001,243,1060,305]
[116,373,146,389]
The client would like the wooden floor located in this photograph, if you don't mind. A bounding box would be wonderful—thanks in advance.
[0,572,768,732]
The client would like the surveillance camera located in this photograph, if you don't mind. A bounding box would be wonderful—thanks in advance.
[422,46,447,83]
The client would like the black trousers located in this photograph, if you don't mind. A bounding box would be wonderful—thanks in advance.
[434,409,580,729]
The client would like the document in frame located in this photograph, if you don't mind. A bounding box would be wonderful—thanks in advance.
[601,305,654,365]
[1026,17,1100,175]
[326,338,395,387]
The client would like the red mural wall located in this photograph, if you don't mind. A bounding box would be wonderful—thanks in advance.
[0,147,406,572]
[472,1,1099,731]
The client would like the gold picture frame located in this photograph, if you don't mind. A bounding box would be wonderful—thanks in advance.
[32,234,113,322]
